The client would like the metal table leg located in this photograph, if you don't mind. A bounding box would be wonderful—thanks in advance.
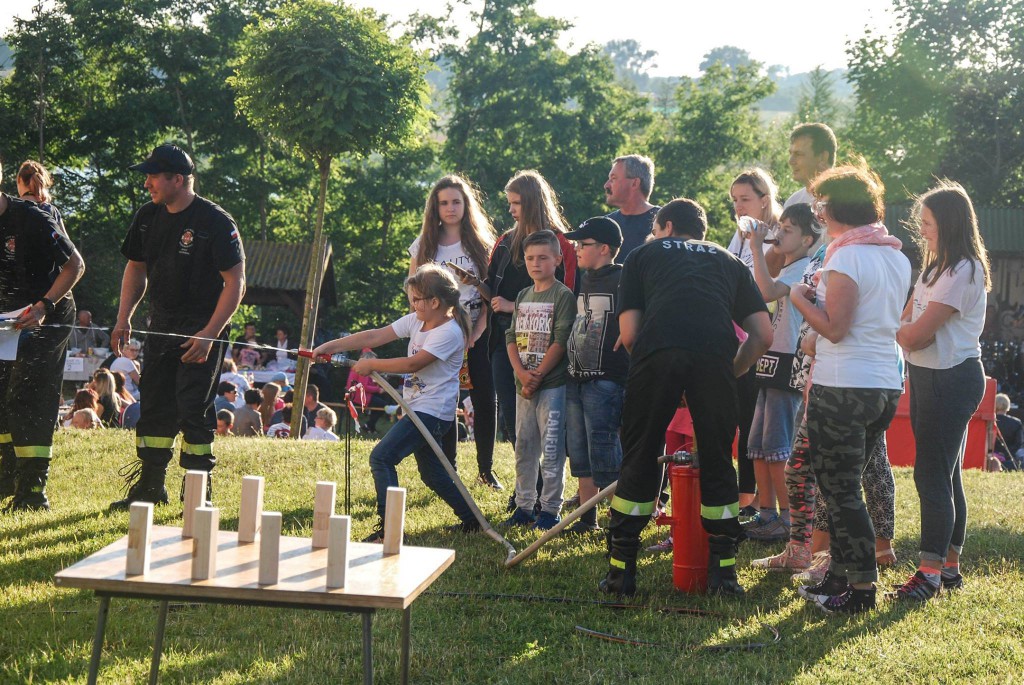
[362,611,373,685]
[87,596,110,685]
[400,607,411,685]
[149,600,169,685]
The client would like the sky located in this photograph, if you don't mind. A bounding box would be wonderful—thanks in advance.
[1,0,897,77]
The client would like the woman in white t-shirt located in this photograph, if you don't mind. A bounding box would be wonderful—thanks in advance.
[728,168,785,514]
[893,181,989,601]
[409,175,501,489]
[110,339,142,400]
[789,165,911,614]
[313,264,476,542]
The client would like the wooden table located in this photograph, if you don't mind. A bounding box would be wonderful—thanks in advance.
[55,525,455,684]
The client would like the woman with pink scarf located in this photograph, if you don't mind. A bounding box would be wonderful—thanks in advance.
[789,166,911,614]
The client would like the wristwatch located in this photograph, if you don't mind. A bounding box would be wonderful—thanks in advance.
[39,297,56,316]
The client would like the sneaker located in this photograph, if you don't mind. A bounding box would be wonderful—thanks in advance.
[645,537,674,553]
[816,585,876,614]
[445,518,481,534]
[561,519,600,536]
[885,571,941,602]
[502,507,536,528]
[533,511,561,531]
[362,520,385,543]
[505,494,517,513]
[798,569,849,600]
[477,472,504,491]
[941,572,964,591]
[746,513,790,542]
[564,492,581,509]
[751,542,811,571]
[792,551,831,584]
[738,505,758,523]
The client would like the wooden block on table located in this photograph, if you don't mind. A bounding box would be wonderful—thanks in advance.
[126,502,153,576]
[259,511,282,586]
[182,470,208,539]
[326,515,351,589]
[383,487,406,555]
[238,475,265,543]
[191,506,219,581]
[312,481,336,549]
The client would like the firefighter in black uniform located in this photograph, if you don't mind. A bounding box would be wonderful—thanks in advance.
[599,199,772,596]
[109,145,245,510]
[0,161,85,511]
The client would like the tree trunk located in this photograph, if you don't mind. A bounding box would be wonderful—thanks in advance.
[290,155,331,438]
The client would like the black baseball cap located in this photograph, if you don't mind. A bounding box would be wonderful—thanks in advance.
[564,216,623,248]
[129,144,195,175]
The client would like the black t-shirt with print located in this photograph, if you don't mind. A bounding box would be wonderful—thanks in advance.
[121,196,244,331]
[0,194,75,311]
[618,236,767,364]
[568,264,630,384]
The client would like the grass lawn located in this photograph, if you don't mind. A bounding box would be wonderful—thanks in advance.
[2,429,1023,683]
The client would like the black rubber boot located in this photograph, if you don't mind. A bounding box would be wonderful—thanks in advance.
[708,534,745,596]
[109,458,170,511]
[9,458,51,511]
[598,527,640,597]
[0,445,16,501]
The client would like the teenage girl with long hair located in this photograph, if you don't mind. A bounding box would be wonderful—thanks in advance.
[90,368,123,427]
[894,181,990,601]
[486,170,577,446]
[728,168,783,518]
[410,175,501,488]
[314,264,477,542]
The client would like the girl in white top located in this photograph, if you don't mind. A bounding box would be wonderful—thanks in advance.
[313,264,475,542]
[409,175,503,489]
[893,181,990,601]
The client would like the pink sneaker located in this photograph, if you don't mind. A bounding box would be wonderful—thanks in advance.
[792,551,831,583]
[751,542,811,571]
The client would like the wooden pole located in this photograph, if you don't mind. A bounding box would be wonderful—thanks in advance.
[312,481,336,549]
[326,514,350,589]
[238,476,265,544]
[182,470,208,539]
[383,487,406,555]
[191,506,219,580]
[259,512,282,585]
[126,502,153,576]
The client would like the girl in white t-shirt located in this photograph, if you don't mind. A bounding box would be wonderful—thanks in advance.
[313,264,475,543]
[409,175,502,489]
[744,202,818,550]
[893,181,990,601]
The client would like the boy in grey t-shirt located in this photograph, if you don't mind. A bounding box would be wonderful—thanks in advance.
[504,231,577,530]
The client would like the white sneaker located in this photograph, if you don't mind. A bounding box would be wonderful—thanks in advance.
[792,551,831,583]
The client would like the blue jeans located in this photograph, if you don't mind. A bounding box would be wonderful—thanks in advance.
[748,388,801,463]
[514,386,566,515]
[491,345,517,445]
[368,413,472,522]
[566,378,624,489]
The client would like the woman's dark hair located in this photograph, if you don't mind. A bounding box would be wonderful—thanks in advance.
[812,164,885,227]
[914,180,991,291]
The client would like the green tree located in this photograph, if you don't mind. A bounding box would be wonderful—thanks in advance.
[232,0,429,435]
[699,45,754,72]
[796,66,842,125]
[441,0,651,226]
[847,0,1024,205]
[652,62,777,232]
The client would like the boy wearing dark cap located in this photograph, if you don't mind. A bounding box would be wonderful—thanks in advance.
[562,217,630,534]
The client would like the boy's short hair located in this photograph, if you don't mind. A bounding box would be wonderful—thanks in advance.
[216,409,234,424]
[243,388,262,405]
[217,381,236,395]
[522,229,562,255]
[655,199,708,240]
[316,406,337,428]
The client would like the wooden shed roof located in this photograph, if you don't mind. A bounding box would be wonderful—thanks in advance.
[243,240,336,315]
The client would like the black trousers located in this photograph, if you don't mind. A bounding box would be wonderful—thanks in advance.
[610,348,743,541]
[442,330,497,474]
[135,331,226,471]
[735,368,757,495]
[0,297,74,458]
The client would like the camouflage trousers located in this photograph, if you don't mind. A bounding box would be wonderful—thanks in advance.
[806,384,900,584]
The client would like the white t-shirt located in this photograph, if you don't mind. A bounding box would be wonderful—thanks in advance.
[784,187,815,209]
[905,259,986,370]
[110,356,141,400]
[266,422,291,438]
[813,245,911,389]
[769,256,810,354]
[409,237,484,323]
[727,228,774,271]
[390,313,465,420]
[304,426,340,441]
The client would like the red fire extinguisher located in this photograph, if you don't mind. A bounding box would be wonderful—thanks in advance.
[655,451,710,593]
